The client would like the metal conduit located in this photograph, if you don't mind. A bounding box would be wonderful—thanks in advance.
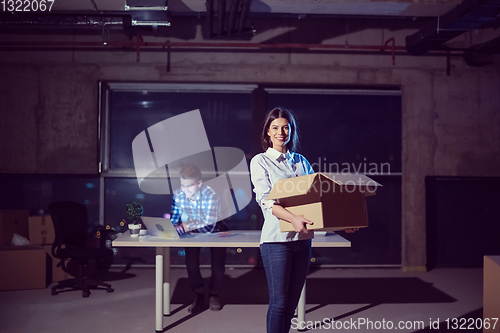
[0,37,463,64]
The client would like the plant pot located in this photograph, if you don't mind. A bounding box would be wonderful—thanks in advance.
[128,224,142,238]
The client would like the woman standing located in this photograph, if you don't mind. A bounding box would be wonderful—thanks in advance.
[250,107,315,333]
[251,107,359,332]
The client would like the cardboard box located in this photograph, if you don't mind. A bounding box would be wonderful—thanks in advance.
[29,215,55,245]
[0,210,30,246]
[266,173,380,232]
[0,245,48,290]
[483,255,500,333]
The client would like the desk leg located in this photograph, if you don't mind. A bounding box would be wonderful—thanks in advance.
[163,247,171,316]
[297,282,306,331]
[155,248,163,332]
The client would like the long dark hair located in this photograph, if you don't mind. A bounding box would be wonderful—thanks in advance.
[261,107,300,152]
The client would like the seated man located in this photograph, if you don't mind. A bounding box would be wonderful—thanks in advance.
[170,164,227,312]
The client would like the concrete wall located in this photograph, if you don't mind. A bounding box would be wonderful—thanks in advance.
[1,18,499,270]
[0,66,99,173]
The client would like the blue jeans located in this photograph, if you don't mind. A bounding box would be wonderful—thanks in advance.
[185,247,226,295]
[260,240,312,333]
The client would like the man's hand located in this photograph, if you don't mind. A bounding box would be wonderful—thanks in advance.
[344,228,359,233]
[174,224,186,235]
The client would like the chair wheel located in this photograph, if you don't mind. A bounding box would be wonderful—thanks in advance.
[51,290,58,296]
[106,287,114,293]
[82,291,90,298]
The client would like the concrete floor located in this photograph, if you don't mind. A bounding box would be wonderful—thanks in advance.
[0,266,484,333]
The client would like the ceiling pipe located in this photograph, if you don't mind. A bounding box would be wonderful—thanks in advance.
[385,37,396,65]
[136,33,143,62]
[0,36,448,66]
[464,35,500,66]
[3,37,474,66]
[0,15,126,27]
[0,38,406,51]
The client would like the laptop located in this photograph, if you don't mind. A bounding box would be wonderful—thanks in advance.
[141,216,180,239]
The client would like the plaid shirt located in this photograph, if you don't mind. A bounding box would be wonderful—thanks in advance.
[170,184,224,235]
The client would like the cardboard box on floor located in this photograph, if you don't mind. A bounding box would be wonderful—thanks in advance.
[0,245,48,291]
[0,210,30,246]
[483,255,500,333]
[29,215,55,245]
[266,173,381,232]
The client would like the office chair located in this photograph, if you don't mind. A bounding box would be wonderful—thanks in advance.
[49,201,114,298]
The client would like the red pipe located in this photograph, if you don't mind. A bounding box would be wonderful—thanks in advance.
[0,40,407,50]
[136,33,143,63]
[0,36,407,51]
[1,35,461,66]
[384,37,396,65]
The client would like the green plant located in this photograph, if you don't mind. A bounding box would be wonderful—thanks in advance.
[125,202,144,225]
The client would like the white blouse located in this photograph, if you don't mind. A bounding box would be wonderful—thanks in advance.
[250,147,315,244]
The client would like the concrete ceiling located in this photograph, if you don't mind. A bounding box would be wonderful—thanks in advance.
[4,0,499,65]
[50,0,461,18]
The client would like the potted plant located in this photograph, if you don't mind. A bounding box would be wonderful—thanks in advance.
[125,202,144,238]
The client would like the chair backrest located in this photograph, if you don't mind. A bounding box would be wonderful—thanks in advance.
[48,201,89,258]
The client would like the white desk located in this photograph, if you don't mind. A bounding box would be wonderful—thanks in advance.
[113,230,351,332]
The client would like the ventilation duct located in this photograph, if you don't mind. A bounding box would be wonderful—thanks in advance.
[464,35,500,66]
[206,0,253,39]
[0,14,126,28]
[406,0,500,56]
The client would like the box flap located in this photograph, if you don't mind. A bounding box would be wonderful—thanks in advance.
[266,173,319,200]
[323,173,382,187]
[267,172,381,201]
[325,173,381,196]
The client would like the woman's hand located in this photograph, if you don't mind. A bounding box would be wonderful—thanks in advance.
[290,215,314,234]
[344,228,359,233]
[271,204,313,234]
